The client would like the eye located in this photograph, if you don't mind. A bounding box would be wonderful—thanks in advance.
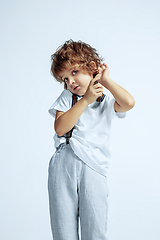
[72,70,78,75]
[64,78,68,83]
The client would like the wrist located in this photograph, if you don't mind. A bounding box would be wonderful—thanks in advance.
[101,75,111,87]
[80,96,90,107]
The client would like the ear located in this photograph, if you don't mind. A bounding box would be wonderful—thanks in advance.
[64,82,68,89]
[90,61,97,70]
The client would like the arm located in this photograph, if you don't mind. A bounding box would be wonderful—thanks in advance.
[55,76,103,136]
[55,98,88,136]
[99,63,135,112]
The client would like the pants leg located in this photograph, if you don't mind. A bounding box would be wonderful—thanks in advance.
[77,156,109,240]
[48,143,109,240]
[48,144,80,240]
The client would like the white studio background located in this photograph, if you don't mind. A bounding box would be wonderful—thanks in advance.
[0,0,160,239]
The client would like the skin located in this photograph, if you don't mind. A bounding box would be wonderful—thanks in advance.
[54,62,135,136]
[95,62,135,113]
[59,64,103,100]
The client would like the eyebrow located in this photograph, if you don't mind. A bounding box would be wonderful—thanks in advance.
[69,67,75,71]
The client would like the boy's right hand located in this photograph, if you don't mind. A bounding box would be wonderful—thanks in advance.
[83,74,103,105]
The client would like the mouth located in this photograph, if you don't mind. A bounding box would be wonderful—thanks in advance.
[74,86,79,91]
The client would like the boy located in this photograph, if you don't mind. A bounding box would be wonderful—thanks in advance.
[48,39,135,240]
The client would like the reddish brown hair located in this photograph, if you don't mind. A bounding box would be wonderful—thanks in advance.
[50,39,104,89]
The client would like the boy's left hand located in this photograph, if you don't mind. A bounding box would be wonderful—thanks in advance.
[97,63,109,85]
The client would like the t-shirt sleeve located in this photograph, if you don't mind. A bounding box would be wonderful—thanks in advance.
[48,90,72,118]
[106,94,126,120]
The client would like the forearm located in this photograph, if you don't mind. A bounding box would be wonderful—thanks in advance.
[55,98,88,136]
[103,77,135,110]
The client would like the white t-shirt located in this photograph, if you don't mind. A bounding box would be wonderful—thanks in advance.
[48,90,126,177]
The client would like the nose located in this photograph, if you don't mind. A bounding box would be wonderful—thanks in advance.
[68,77,75,85]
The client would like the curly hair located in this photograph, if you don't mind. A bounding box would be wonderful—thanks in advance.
[50,39,104,89]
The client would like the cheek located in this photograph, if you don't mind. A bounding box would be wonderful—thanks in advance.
[78,74,92,87]
[86,76,92,84]
[81,77,90,86]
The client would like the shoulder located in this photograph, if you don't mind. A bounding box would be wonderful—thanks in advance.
[59,89,72,99]
[56,89,73,105]
[101,94,114,109]
[48,90,72,118]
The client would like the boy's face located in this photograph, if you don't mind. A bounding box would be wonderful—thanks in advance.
[59,65,93,96]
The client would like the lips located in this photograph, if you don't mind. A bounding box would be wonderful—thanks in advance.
[74,86,79,91]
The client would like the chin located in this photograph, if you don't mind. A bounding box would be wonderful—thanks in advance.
[69,87,85,96]
[76,91,84,96]
[73,90,84,96]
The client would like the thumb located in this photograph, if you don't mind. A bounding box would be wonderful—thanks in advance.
[91,73,102,85]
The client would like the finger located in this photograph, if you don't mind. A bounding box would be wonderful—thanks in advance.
[95,84,103,90]
[91,74,102,85]
[98,66,103,74]
[96,88,103,93]
[94,87,103,92]
[96,90,103,95]
[96,90,103,96]
[96,84,103,89]
[93,82,103,88]
[95,73,102,80]
[103,62,108,68]
[100,64,106,71]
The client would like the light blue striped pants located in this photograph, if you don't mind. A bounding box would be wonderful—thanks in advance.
[48,143,109,240]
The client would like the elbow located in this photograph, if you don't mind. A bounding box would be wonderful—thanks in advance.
[55,130,64,137]
[54,121,64,137]
[128,97,135,110]
[55,127,64,137]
